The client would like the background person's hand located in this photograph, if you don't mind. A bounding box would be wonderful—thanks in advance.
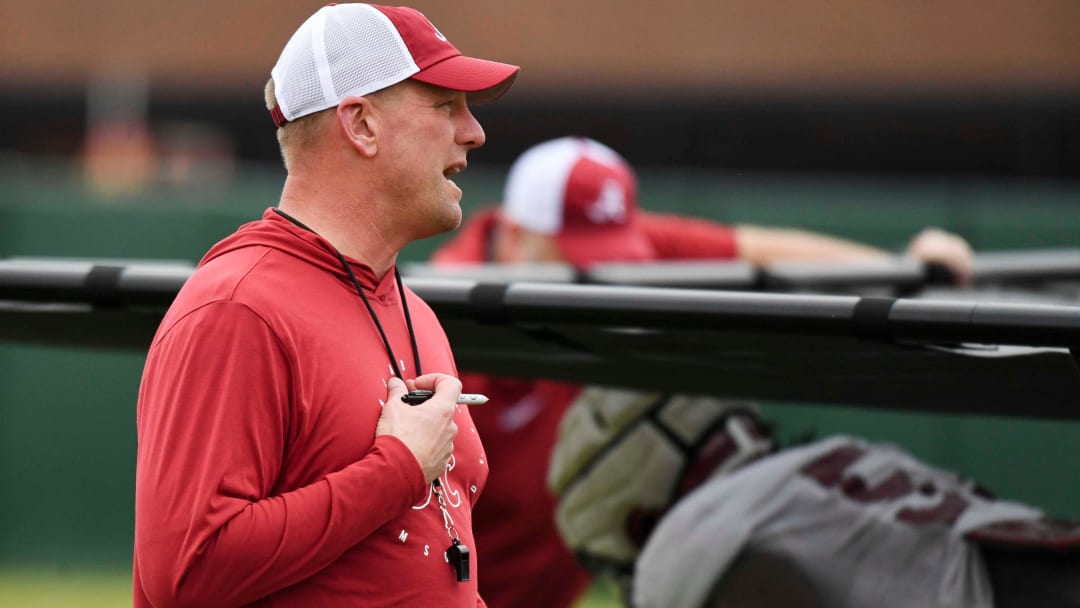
[377,374,461,483]
[905,227,974,286]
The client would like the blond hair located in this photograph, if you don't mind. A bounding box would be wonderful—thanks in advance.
[264,78,331,170]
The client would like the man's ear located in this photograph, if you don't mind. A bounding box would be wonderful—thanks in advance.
[336,96,378,157]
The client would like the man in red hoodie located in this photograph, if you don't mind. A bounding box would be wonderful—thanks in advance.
[133,4,518,607]
[431,135,976,608]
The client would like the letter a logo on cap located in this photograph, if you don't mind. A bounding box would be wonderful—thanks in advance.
[585,180,629,225]
[423,14,448,41]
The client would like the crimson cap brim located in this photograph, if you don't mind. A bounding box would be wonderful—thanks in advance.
[411,55,521,105]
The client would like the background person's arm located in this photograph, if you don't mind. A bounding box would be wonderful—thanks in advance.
[735,224,973,284]
[735,224,888,264]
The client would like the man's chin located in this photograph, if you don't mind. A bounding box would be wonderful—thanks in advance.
[444,207,464,232]
[416,206,462,240]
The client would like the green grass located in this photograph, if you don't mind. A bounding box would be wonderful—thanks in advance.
[0,567,623,607]
[576,577,623,607]
[0,568,131,608]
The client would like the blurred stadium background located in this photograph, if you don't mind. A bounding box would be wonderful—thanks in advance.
[1,0,1078,605]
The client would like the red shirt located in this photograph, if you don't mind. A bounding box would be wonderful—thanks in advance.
[432,208,739,266]
[135,209,487,607]
[431,207,738,608]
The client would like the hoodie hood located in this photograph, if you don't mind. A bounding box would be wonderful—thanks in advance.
[201,207,390,296]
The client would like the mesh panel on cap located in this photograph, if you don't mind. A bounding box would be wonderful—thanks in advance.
[276,28,325,120]
[326,5,418,101]
[272,4,420,122]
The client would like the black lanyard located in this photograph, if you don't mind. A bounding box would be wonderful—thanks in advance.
[272,208,421,380]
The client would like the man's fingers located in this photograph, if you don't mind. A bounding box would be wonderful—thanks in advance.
[411,373,463,397]
[385,376,409,403]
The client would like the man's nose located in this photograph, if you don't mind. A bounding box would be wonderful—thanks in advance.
[457,106,486,149]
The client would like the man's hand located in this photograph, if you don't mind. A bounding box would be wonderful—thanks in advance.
[905,227,974,286]
[377,374,461,483]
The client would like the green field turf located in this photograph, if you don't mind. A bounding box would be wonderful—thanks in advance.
[0,568,131,608]
[0,567,622,607]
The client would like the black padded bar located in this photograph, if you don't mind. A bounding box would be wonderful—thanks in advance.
[404,251,1080,293]
[3,257,1080,348]
[415,280,1080,348]
[4,260,1080,416]
[115,265,195,308]
[973,249,1080,285]
[890,299,1080,347]
[83,266,125,308]
[401,262,576,284]
[467,282,512,325]
[583,260,759,290]
[0,260,96,302]
[762,257,927,294]
[852,296,897,341]
[0,260,191,307]
[493,282,861,334]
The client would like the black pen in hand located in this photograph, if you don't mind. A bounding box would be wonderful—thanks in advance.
[402,390,489,405]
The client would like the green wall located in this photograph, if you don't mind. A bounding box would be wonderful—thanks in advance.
[1,162,1079,569]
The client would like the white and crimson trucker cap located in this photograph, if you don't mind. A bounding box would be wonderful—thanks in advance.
[270,3,520,126]
[502,137,657,269]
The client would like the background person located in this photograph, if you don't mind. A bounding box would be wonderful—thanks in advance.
[435,136,974,279]
[430,135,976,608]
[133,4,518,606]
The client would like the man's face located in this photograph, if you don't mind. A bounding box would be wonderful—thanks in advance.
[371,80,486,239]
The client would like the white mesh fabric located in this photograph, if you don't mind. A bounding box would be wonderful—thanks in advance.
[271,25,324,122]
[325,5,418,100]
[271,4,419,122]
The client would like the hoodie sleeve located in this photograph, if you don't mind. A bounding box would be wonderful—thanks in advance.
[134,300,426,607]
[639,211,739,260]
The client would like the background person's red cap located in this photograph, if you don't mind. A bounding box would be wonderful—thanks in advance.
[502,137,658,269]
[269,3,520,126]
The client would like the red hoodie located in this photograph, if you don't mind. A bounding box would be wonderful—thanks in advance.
[431,207,738,608]
[135,208,487,607]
